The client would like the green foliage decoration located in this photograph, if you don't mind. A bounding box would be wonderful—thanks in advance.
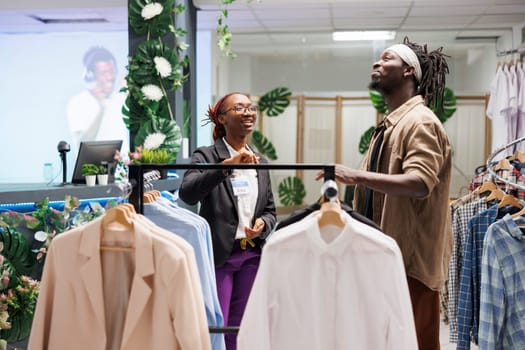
[0,228,35,286]
[429,87,457,124]
[127,40,188,91]
[134,116,182,156]
[359,126,375,155]
[258,87,292,117]
[251,130,277,161]
[128,0,177,39]
[368,89,389,115]
[278,176,306,206]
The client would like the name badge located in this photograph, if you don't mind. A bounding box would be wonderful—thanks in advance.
[231,176,250,196]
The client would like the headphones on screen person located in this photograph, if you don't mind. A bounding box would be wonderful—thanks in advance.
[82,46,118,82]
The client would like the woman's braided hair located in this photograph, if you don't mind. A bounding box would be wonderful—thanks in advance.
[403,36,449,113]
[201,92,244,141]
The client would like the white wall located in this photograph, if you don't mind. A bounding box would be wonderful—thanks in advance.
[218,40,502,96]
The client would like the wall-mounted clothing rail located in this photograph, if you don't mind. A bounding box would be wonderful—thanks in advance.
[128,163,336,214]
[486,135,525,191]
[496,47,525,56]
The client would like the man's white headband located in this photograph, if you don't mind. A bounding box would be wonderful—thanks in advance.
[387,44,422,82]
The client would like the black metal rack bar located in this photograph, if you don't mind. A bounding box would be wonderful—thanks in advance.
[128,163,335,213]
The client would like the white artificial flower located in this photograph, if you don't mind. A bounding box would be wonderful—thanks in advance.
[143,132,167,150]
[154,56,172,78]
[141,3,163,20]
[34,231,48,242]
[141,84,164,101]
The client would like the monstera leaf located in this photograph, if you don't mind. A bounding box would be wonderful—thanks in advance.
[359,126,375,155]
[0,227,38,342]
[258,87,292,117]
[129,0,176,38]
[128,40,188,90]
[122,95,150,133]
[429,87,457,124]
[369,89,389,115]
[278,176,306,206]
[0,228,35,286]
[134,116,182,156]
[251,130,277,160]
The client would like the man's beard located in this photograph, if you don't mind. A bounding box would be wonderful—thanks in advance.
[368,79,380,91]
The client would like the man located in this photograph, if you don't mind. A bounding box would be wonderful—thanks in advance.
[67,46,129,154]
[320,37,452,349]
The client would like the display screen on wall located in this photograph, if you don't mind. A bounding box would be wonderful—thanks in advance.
[0,31,129,183]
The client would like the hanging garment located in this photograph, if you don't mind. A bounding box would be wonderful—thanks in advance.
[238,211,417,350]
[479,214,525,349]
[144,196,225,350]
[448,197,488,342]
[28,216,211,350]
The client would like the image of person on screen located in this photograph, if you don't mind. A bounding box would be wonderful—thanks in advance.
[66,46,129,154]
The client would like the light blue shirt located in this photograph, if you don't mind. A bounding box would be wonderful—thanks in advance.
[144,195,225,350]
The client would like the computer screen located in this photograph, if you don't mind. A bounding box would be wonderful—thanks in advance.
[71,140,123,184]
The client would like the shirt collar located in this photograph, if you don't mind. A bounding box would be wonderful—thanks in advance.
[383,95,425,128]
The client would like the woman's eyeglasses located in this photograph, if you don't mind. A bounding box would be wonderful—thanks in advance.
[222,105,258,114]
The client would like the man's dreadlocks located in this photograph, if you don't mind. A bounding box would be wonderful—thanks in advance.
[403,36,449,114]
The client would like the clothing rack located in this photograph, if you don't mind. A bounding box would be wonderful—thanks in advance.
[128,163,336,214]
[127,162,335,334]
[496,47,525,57]
[486,135,525,191]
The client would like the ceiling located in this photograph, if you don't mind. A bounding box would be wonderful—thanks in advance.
[1,0,524,58]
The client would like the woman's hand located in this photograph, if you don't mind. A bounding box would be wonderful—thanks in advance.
[244,218,265,239]
[225,148,259,164]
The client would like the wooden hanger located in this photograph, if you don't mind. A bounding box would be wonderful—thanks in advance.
[493,158,513,171]
[510,150,525,163]
[317,200,345,229]
[497,194,522,209]
[511,205,525,219]
[100,204,135,252]
[144,190,161,203]
[485,188,505,202]
[478,181,497,195]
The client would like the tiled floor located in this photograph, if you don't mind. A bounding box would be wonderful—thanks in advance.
[440,321,478,350]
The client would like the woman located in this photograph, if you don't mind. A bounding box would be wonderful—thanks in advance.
[179,92,277,350]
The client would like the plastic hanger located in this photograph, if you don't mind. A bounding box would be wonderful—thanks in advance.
[100,204,136,251]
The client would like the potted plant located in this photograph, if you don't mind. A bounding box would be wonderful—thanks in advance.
[81,163,99,186]
[96,162,109,186]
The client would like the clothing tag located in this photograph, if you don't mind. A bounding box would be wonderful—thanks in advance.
[231,175,250,196]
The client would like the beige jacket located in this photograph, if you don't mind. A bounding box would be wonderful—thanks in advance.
[28,216,211,350]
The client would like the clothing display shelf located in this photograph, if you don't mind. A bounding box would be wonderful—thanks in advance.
[486,135,525,191]
[127,162,336,334]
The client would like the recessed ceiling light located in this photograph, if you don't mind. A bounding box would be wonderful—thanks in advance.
[332,31,396,41]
